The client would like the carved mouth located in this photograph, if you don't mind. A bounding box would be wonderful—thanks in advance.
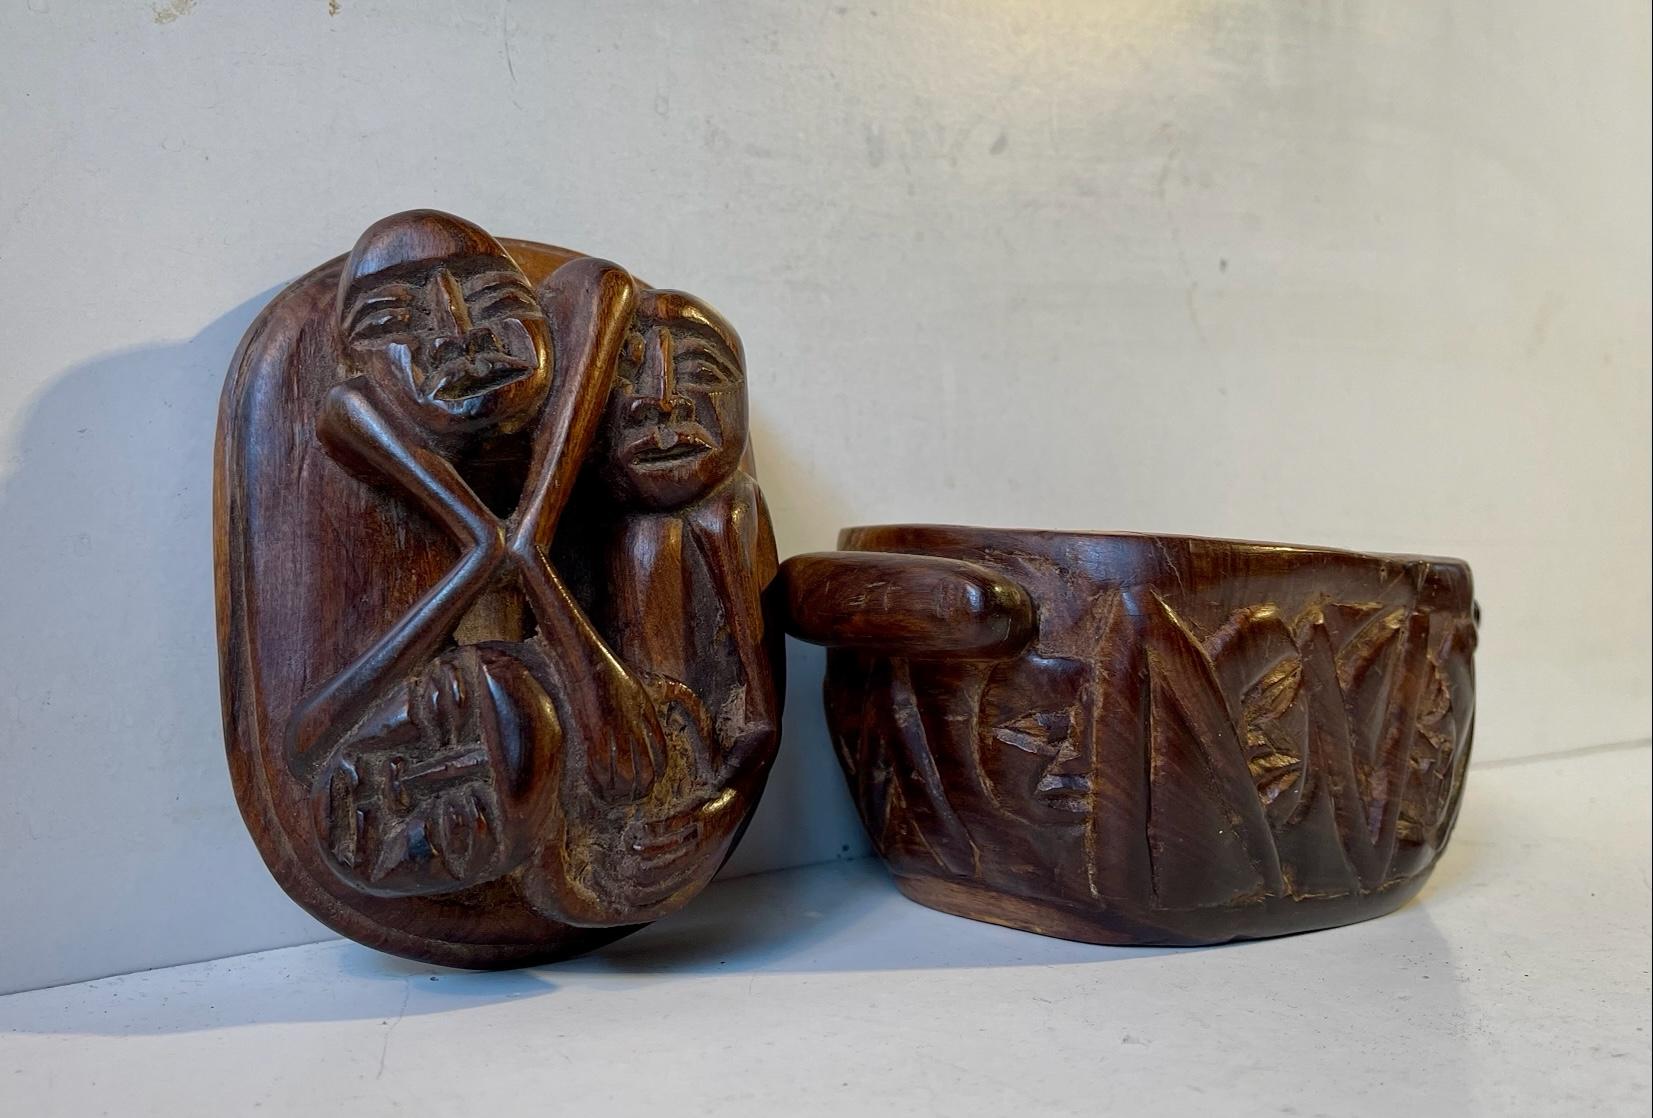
[431,354,535,401]
[625,426,716,468]
[634,441,710,466]
[390,748,489,796]
[1035,772,1093,813]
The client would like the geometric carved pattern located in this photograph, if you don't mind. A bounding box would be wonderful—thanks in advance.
[806,525,1475,945]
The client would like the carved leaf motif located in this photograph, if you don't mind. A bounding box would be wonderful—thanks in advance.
[1398,647,1468,845]
[1244,658,1303,724]
[1144,594,1286,906]
[1199,597,1439,890]
[1335,608,1404,701]
[1234,656,1308,820]
[1248,747,1303,806]
[1416,666,1452,728]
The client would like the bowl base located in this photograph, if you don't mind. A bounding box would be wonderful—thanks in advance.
[893,871,1435,947]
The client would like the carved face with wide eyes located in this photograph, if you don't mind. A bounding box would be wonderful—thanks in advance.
[976,654,1092,827]
[340,254,551,438]
[595,289,748,511]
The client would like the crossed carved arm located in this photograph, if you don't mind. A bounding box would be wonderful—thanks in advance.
[506,259,669,801]
[286,259,667,804]
[284,379,507,786]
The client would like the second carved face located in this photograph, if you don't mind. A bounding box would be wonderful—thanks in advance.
[594,288,749,511]
[976,653,1093,828]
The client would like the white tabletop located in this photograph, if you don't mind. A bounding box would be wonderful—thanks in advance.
[2,741,1648,1117]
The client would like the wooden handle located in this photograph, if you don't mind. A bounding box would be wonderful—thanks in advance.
[779,551,1034,658]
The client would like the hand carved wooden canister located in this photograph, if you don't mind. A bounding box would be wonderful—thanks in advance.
[782,526,1476,945]
[215,210,781,966]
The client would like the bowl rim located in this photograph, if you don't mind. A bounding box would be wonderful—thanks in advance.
[835,522,1472,570]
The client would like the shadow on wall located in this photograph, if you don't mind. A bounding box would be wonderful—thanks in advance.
[0,291,872,995]
[718,411,873,878]
[0,284,337,997]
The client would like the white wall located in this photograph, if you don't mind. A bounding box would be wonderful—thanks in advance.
[0,0,1646,995]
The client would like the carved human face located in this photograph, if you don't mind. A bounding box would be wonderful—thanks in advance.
[976,653,1093,827]
[596,289,747,511]
[341,253,551,438]
[310,644,560,898]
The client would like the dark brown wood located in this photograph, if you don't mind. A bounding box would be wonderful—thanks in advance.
[780,526,1477,946]
[215,210,782,966]
[780,552,1034,658]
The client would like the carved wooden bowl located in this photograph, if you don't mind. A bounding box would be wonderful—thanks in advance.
[781,525,1476,946]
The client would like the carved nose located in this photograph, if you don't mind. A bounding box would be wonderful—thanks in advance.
[427,334,468,368]
[628,394,687,421]
[635,327,675,400]
[427,271,472,336]
[632,326,689,417]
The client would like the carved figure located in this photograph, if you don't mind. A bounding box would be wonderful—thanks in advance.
[216,211,780,965]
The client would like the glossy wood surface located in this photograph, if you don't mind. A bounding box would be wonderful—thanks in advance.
[216,210,781,966]
[780,552,1034,658]
[781,525,1477,945]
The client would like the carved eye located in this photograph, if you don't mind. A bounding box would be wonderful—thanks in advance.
[615,331,646,386]
[467,283,541,323]
[673,342,740,390]
[993,711,1070,756]
[350,307,414,344]
[674,357,733,390]
[346,285,418,345]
